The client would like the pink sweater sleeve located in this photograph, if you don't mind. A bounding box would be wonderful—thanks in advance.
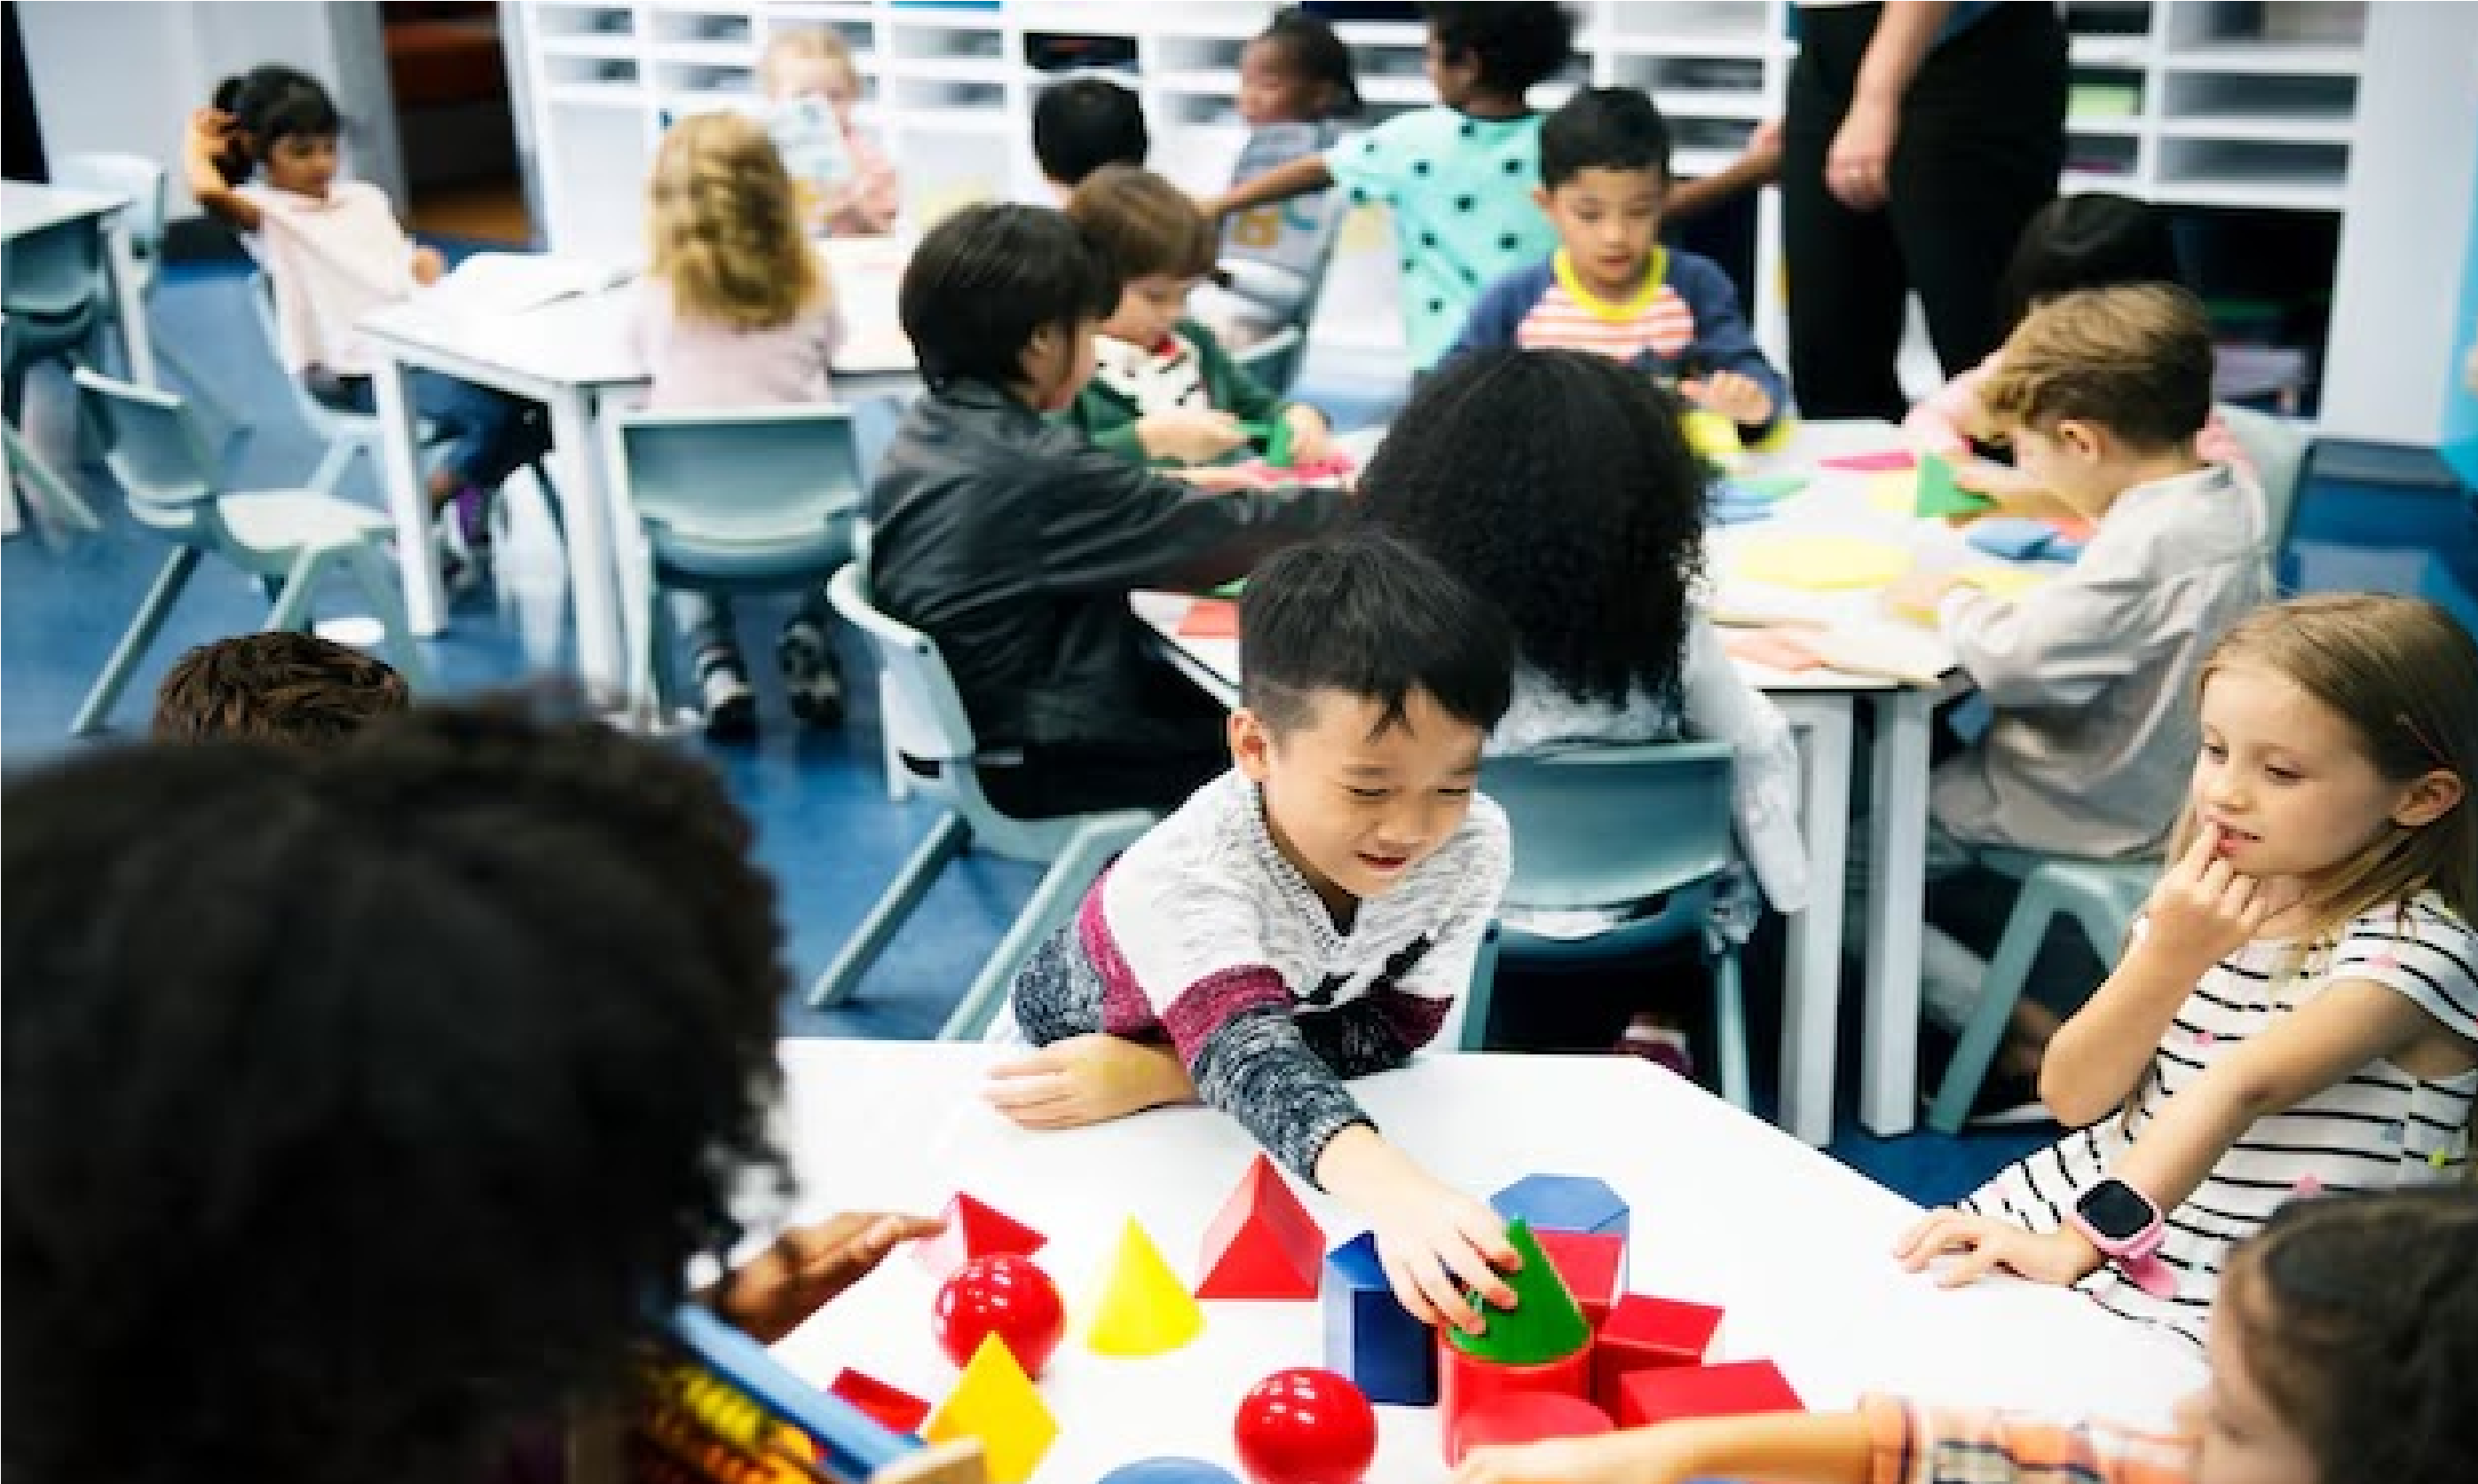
[1903,351,2004,454]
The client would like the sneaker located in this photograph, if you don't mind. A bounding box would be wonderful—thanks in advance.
[698,667,758,744]
[1612,1022,1694,1079]
[777,617,846,728]
[432,505,488,596]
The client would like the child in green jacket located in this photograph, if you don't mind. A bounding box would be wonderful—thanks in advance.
[1064,165,1335,476]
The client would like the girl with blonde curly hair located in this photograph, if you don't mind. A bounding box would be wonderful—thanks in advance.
[635,111,848,740]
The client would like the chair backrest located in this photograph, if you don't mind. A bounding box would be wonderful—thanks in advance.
[246,269,362,438]
[1480,740,1738,911]
[615,1305,984,1484]
[1,214,108,324]
[1232,326,1306,401]
[825,562,981,770]
[2217,402,2309,564]
[69,367,223,538]
[609,406,865,559]
[54,153,167,264]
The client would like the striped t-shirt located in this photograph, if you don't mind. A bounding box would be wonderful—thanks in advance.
[1963,892,2476,1347]
[1860,1394,2194,1484]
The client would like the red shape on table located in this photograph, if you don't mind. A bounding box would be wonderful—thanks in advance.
[931,1253,1068,1377]
[827,1367,931,1434]
[1177,599,1240,639]
[1593,1294,1724,1415]
[1819,449,1916,472]
[1720,628,1824,673]
[1534,1229,1625,1329]
[915,1192,1048,1281]
[1440,1337,1591,1459]
[1233,1367,1378,1484]
[1614,1359,1804,1428]
[1197,1153,1325,1301]
[1448,1393,1614,1464]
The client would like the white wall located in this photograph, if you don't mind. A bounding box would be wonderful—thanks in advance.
[2318,4,2478,446]
[16,0,405,217]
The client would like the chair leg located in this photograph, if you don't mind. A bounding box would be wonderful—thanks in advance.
[4,422,101,534]
[72,545,201,735]
[939,820,1134,1042]
[341,541,431,691]
[805,810,971,1009]
[1709,945,1753,1111]
[1456,923,1503,1052]
[1927,873,2064,1135]
[309,434,365,499]
[262,547,328,633]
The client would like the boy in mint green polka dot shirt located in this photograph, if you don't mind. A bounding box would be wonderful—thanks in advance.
[1205,4,1575,372]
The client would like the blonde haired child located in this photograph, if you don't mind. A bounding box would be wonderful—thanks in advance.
[635,111,848,740]
[755,27,900,236]
[1894,593,2475,1350]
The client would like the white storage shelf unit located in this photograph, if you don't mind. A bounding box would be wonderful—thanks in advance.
[516,0,2375,359]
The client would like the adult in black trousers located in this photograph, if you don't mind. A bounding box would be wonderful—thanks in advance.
[1781,3,2068,422]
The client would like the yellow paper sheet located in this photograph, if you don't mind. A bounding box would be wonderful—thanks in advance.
[1956,565,2049,600]
[1866,470,1917,516]
[1732,535,1912,591]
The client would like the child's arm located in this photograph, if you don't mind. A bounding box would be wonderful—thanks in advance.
[1451,270,1537,357]
[825,127,902,235]
[1902,353,1997,455]
[1030,429,1341,594]
[2039,827,2302,1125]
[1663,119,1782,225]
[185,107,260,232]
[707,1211,947,1344]
[1456,1409,1871,1484]
[1671,257,1787,433]
[1203,154,1337,220]
[1927,568,2149,713]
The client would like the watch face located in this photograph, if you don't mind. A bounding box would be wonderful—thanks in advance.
[2079,1179,2156,1242]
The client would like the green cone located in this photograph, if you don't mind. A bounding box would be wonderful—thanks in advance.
[1447,1217,1591,1365]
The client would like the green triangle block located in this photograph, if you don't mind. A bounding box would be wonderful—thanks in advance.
[1914,452,1996,519]
[1446,1217,1591,1365]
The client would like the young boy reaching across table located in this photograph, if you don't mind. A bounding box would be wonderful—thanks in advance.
[986,530,1525,1333]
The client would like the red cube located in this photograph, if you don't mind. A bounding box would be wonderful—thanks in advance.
[1592,1294,1722,1416]
[1533,1230,1626,1329]
[1614,1360,1803,1429]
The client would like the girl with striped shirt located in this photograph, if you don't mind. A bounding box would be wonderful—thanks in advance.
[1897,595,2477,1348]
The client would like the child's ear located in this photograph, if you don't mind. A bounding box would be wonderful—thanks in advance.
[2392,767,2465,830]
[1531,184,1552,213]
[2053,417,2107,463]
[1229,707,1275,782]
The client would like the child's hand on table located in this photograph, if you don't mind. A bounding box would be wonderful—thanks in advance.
[714,1210,947,1343]
[1139,407,1249,464]
[1947,456,2047,508]
[1281,404,1334,466]
[983,1033,1197,1129]
[1681,370,1773,429]
[1316,1125,1517,1333]
[1893,1209,2100,1289]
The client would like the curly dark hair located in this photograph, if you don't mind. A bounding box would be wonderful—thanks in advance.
[2222,1186,2478,1484]
[1357,349,1708,710]
[151,630,411,748]
[1423,4,1577,99]
[3,693,792,1484]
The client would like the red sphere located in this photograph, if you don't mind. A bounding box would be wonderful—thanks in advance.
[931,1253,1066,1377]
[1232,1368,1378,1484]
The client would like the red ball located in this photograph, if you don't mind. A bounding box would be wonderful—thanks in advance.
[1233,1368,1378,1484]
[931,1253,1066,1377]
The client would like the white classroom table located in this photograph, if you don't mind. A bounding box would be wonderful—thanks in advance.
[0,180,154,386]
[766,1040,2201,1480]
[1136,420,2025,1145]
[358,236,916,692]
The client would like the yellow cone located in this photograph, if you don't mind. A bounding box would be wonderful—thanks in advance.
[1084,1217,1205,1357]
[923,1333,1057,1484]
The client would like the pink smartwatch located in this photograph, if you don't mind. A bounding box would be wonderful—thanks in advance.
[2067,1178,2177,1299]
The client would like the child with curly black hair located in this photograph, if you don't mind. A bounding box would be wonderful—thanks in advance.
[1358,348,1806,1070]
[1459,1186,2478,1484]
[2,696,935,1484]
[1206,4,1577,372]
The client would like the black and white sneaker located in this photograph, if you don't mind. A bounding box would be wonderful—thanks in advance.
[698,667,758,743]
[777,617,846,729]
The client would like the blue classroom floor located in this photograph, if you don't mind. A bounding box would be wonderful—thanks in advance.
[23,257,2348,1213]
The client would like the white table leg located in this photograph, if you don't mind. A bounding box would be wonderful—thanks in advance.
[1775,694,1852,1148]
[372,358,446,635]
[545,388,626,695]
[1860,687,1934,1137]
[100,217,154,385]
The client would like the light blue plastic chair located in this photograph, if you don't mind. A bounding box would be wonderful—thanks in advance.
[1924,847,2158,1134]
[67,368,427,735]
[2217,402,2310,572]
[1223,186,1351,399]
[54,153,248,433]
[806,564,1156,1039]
[1464,740,1754,1109]
[593,1306,985,1484]
[604,406,864,719]
[4,211,114,534]
[1232,326,1306,404]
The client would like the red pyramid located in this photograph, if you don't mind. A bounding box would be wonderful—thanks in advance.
[915,1192,1048,1281]
[1196,1153,1324,1300]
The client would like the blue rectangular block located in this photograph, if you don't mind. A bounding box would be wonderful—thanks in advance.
[1322,1231,1437,1406]
[1491,1173,1630,1244]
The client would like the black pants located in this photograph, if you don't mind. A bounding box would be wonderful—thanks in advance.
[975,659,1230,820]
[1782,3,2068,422]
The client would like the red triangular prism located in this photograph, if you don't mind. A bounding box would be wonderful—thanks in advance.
[915,1191,1048,1280]
[1196,1154,1323,1300]
[827,1367,931,1434]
